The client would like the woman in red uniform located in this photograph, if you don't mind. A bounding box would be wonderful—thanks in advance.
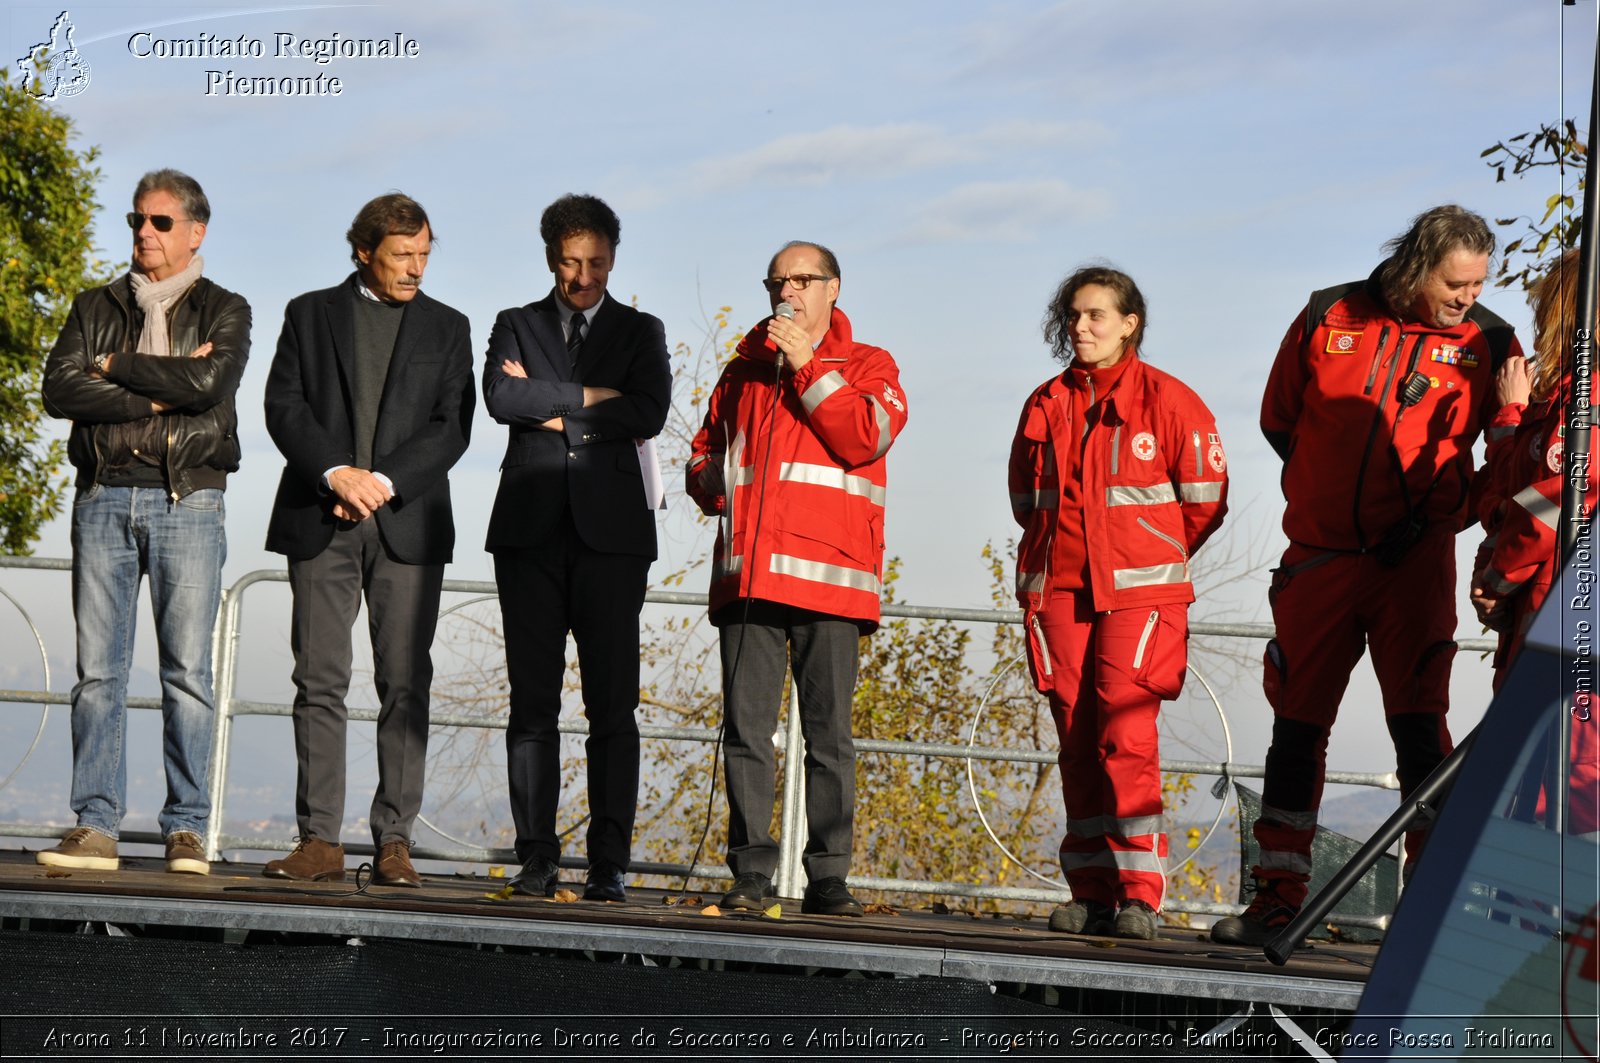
[1009,266,1228,939]
[1471,249,1598,838]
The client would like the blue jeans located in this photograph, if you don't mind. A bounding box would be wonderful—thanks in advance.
[68,485,226,838]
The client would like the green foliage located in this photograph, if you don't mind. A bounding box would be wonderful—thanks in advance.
[1481,118,1585,292]
[0,72,113,554]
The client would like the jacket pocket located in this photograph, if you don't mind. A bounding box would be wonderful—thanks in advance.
[1131,605,1188,700]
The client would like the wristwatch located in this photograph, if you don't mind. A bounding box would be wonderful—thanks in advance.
[90,352,110,375]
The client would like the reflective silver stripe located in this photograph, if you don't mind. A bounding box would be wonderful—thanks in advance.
[1017,570,1046,594]
[1258,850,1313,876]
[770,553,881,595]
[1067,814,1164,839]
[1486,423,1518,442]
[1112,562,1187,591]
[1014,489,1057,511]
[1179,480,1224,503]
[1107,483,1177,507]
[1111,815,1165,838]
[1132,610,1159,669]
[1260,803,1318,831]
[1065,815,1105,838]
[714,554,744,579]
[868,396,892,460]
[800,369,847,414]
[1060,850,1166,875]
[1513,483,1560,532]
[780,462,886,506]
[1111,849,1167,875]
[1110,426,1121,475]
[1059,851,1116,871]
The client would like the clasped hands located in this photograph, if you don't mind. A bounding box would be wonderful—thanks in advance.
[328,466,393,523]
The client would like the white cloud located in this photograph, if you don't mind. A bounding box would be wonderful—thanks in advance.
[671,118,1109,199]
[686,123,973,192]
[896,179,1111,245]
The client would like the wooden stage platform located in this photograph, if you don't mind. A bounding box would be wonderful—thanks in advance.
[0,848,1372,1013]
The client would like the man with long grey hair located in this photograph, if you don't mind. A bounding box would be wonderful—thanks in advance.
[1213,205,1526,946]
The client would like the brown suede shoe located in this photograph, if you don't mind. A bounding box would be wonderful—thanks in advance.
[263,836,345,881]
[374,840,420,887]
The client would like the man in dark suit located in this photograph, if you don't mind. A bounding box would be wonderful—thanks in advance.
[262,193,475,887]
[483,194,670,902]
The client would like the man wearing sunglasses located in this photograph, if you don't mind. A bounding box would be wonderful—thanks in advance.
[687,242,907,916]
[39,169,250,876]
[261,193,475,888]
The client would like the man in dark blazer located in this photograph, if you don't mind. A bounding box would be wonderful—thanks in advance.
[262,193,475,888]
[483,194,670,902]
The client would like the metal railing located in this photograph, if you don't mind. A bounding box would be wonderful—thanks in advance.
[2,554,1492,924]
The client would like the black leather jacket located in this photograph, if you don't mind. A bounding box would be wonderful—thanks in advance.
[42,273,251,498]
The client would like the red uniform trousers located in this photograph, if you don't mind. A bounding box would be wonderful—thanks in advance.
[1032,593,1187,910]
[1255,527,1458,907]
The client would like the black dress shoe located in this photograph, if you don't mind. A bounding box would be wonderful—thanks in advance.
[510,855,560,897]
[801,876,864,917]
[719,871,775,910]
[584,864,627,903]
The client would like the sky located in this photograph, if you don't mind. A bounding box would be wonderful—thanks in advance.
[0,1,1595,850]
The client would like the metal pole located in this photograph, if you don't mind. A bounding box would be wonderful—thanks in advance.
[1561,0,1600,555]
[774,675,808,900]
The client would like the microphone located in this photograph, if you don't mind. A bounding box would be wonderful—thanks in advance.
[769,301,795,366]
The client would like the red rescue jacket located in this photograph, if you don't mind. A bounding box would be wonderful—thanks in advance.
[687,307,906,630]
[1010,352,1228,615]
[1481,381,1590,644]
[1261,270,1521,552]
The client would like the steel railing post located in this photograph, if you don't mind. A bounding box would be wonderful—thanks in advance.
[774,675,808,900]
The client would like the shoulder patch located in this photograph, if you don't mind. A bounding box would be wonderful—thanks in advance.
[1325,329,1362,354]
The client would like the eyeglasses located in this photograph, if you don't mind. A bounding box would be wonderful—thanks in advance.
[761,274,833,295]
[126,212,192,232]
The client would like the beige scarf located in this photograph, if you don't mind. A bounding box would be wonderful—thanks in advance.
[129,254,204,356]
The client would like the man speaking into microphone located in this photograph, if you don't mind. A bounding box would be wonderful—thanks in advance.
[687,241,907,916]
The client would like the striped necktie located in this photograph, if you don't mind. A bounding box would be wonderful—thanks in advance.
[567,311,584,365]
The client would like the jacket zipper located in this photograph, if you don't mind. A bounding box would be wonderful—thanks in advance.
[1191,430,1202,476]
[1362,326,1391,395]
[1352,330,1409,549]
[163,285,198,502]
[1137,517,1188,559]
[1132,609,1159,669]
[1030,614,1054,679]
